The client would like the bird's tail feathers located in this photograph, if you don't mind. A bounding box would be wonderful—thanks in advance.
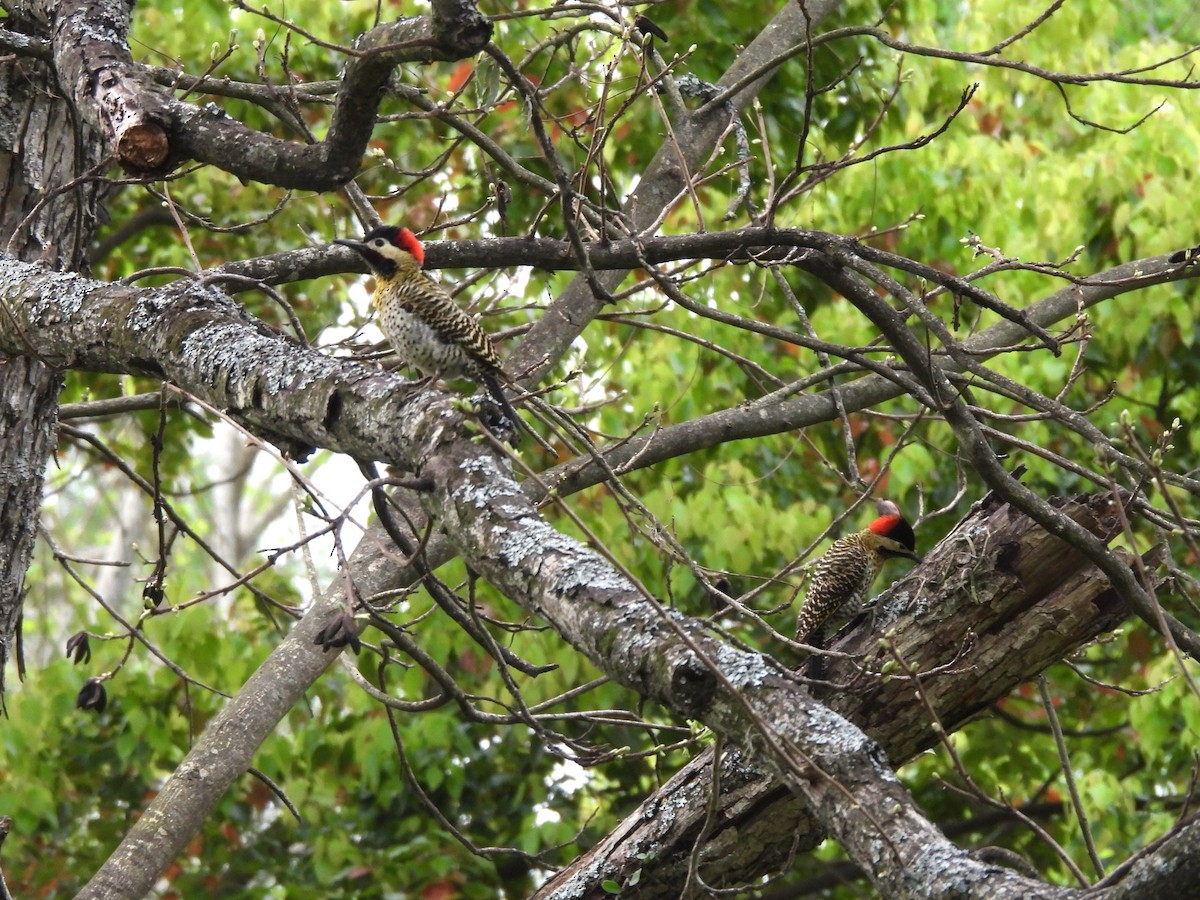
[480,372,525,442]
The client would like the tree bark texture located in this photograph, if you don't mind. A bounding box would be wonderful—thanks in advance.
[0,14,104,702]
[0,255,459,466]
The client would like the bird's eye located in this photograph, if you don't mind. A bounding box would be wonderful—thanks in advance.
[372,239,385,247]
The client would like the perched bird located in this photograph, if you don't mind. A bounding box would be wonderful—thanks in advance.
[794,500,921,646]
[333,225,520,431]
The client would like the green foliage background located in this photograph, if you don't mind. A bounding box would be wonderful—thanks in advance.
[2,0,1198,896]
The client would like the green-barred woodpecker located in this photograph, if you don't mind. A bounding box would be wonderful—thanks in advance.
[795,500,921,645]
[334,226,520,430]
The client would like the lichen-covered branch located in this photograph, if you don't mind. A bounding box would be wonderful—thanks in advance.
[535,493,1150,897]
[0,257,461,466]
[42,0,491,187]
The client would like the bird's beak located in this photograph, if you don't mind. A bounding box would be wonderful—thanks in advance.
[333,238,365,252]
[909,550,924,563]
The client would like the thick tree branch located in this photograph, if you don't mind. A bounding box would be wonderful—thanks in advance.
[415,425,1091,898]
[51,0,173,170]
[46,0,491,187]
[536,493,1153,896]
[0,257,471,467]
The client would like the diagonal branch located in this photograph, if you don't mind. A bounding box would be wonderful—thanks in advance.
[0,256,466,466]
[535,494,1151,897]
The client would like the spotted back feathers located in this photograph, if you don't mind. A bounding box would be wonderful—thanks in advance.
[795,504,920,643]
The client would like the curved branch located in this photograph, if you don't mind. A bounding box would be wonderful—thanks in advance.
[48,0,492,188]
[833,24,1200,90]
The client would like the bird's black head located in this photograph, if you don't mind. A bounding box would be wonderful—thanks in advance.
[868,513,921,562]
[333,225,424,278]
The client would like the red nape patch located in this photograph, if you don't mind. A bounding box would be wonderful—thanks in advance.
[868,514,903,536]
[395,227,426,265]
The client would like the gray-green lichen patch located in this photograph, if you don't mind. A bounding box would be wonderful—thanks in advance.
[0,259,88,324]
[36,269,90,320]
[803,701,880,764]
[876,585,918,628]
[713,642,773,690]
[181,322,332,398]
[455,455,510,508]
[494,515,585,567]
[540,863,614,900]
[123,289,172,333]
[556,546,637,595]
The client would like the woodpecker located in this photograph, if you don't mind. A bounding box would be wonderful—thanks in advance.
[794,500,921,645]
[333,225,521,431]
